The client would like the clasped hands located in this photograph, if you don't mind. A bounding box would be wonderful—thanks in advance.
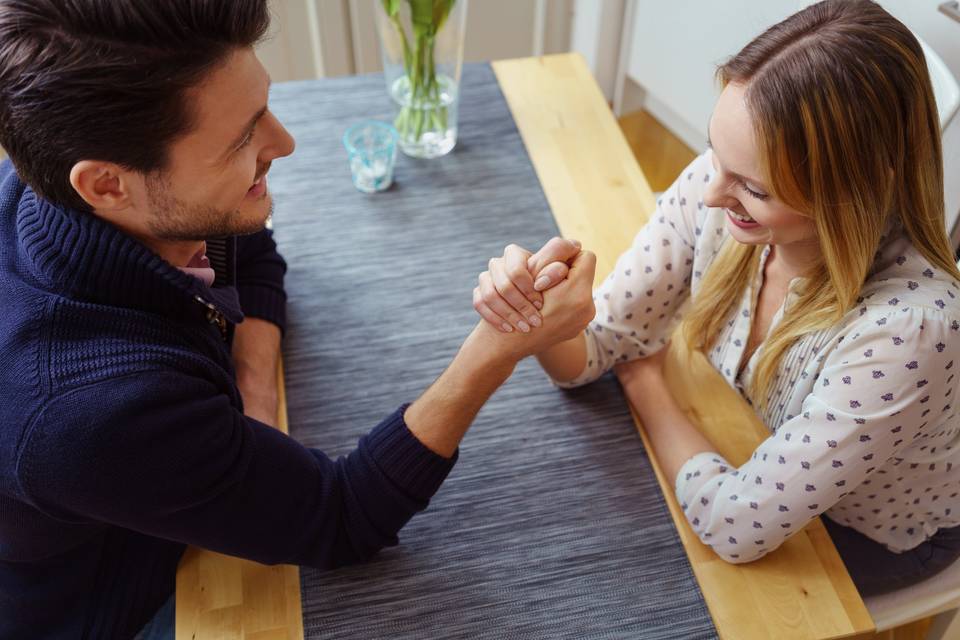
[473,237,669,382]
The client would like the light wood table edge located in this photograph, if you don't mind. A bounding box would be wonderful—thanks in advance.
[492,53,876,640]
[175,357,304,640]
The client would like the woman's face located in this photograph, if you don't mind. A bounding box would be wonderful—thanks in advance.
[703,82,818,256]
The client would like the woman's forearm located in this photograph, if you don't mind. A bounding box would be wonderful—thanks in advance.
[618,366,716,482]
[535,331,587,382]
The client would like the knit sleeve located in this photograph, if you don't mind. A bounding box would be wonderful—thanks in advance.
[235,229,287,333]
[674,306,959,562]
[553,152,709,388]
[17,371,456,569]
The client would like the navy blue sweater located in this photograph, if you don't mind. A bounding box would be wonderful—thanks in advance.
[0,161,456,639]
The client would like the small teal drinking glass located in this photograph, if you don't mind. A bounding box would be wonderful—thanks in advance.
[342,121,398,193]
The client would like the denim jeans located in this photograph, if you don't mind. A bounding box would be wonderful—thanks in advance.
[824,516,960,596]
[132,595,174,640]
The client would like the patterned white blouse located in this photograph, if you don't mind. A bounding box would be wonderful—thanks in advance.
[556,150,960,561]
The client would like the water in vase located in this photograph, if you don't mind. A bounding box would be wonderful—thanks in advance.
[390,73,458,159]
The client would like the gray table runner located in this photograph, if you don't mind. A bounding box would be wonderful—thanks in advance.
[268,63,717,640]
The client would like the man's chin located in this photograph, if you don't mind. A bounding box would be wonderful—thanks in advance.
[232,195,273,236]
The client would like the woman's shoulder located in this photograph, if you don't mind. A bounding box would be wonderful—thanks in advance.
[825,237,960,369]
[858,232,960,319]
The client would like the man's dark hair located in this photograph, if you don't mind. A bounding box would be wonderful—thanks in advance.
[0,0,270,211]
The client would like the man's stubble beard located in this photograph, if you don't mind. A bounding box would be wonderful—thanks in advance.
[145,173,270,241]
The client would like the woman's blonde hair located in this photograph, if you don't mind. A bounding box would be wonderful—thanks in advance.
[683,0,960,409]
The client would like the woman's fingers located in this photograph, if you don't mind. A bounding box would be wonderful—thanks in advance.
[531,261,570,292]
[473,286,514,333]
[478,271,534,333]
[489,255,543,328]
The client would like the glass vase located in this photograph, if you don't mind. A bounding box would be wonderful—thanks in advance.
[374,0,468,159]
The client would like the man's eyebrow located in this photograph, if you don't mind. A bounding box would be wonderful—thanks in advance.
[227,105,268,152]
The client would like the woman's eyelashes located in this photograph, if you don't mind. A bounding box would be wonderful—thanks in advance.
[739,179,769,201]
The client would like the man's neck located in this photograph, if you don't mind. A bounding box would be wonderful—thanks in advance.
[139,237,205,268]
[90,208,204,268]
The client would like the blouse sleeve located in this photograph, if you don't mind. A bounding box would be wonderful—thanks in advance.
[553,152,713,388]
[674,306,960,562]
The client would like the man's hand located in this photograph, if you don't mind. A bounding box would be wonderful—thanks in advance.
[469,249,597,363]
[473,237,581,333]
[232,317,282,427]
[405,249,596,458]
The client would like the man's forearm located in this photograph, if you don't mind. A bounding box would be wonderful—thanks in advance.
[404,322,518,458]
[232,317,282,427]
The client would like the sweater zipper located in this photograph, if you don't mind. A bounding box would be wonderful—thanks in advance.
[194,295,227,340]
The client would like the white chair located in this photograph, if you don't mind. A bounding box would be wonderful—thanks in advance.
[865,38,960,636]
[863,255,960,640]
[921,37,960,131]
[866,45,960,628]
[865,561,960,638]
[921,35,960,249]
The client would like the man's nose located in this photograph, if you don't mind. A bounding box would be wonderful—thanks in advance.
[263,113,296,161]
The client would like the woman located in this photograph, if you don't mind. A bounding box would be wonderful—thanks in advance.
[474,0,960,596]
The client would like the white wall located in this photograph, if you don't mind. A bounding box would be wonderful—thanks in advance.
[875,1,960,84]
[257,0,630,103]
[569,0,624,100]
[615,0,800,149]
[258,0,575,80]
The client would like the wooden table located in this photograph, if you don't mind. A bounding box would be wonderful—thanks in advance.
[176,53,876,640]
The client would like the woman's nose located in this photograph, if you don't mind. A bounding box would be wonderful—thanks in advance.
[702,174,736,209]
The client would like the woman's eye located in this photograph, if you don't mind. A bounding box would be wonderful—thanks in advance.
[740,180,768,200]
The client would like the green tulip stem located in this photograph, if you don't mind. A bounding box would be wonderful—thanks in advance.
[381,0,457,148]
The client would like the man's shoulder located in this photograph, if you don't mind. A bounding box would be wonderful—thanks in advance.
[0,290,237,448]
[0,159,27,216]
[40,293,238,394]
[13,367,236,514]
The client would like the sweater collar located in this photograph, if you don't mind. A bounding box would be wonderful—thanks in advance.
[16,184,243,324]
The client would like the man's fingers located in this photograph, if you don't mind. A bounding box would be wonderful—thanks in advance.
[504,244,543,310]
[532,261,570,292]
[567,250,597,287]
[527,237,582,276]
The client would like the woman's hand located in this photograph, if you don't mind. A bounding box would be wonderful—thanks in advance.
[473,237,582,333]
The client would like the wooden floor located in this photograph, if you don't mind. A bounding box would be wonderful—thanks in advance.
[617,109,697,193]
[615,109,938,640]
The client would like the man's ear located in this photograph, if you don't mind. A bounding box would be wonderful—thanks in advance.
[68,160,136,213]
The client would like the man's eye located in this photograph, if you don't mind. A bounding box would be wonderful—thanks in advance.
[237,129,255,151]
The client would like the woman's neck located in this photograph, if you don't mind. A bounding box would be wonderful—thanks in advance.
[766,239,821,282]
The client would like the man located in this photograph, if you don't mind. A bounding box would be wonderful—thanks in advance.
[0,1,595,638]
